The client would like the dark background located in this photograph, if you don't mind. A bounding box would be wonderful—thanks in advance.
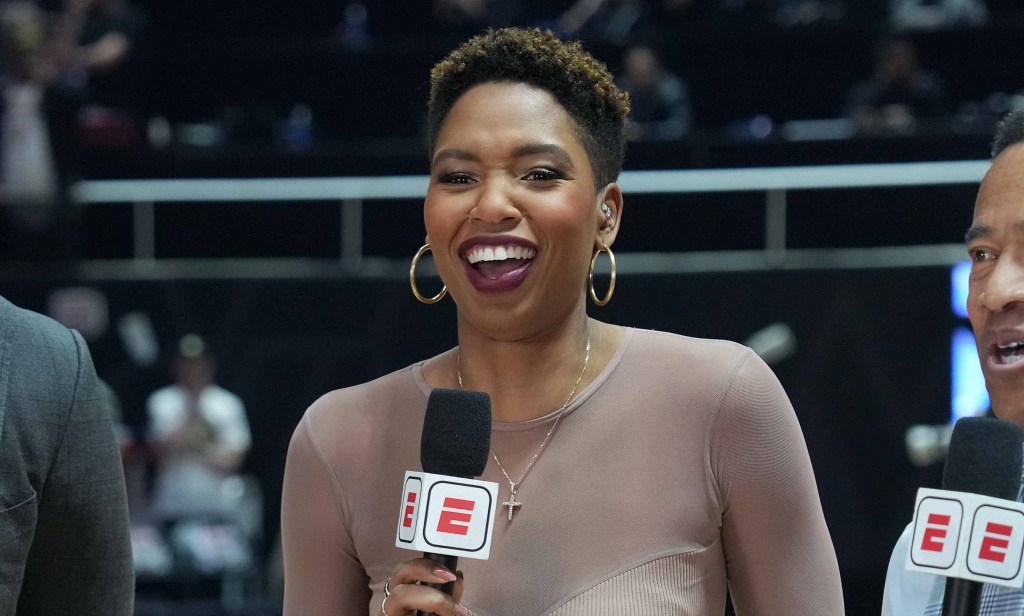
[4,0,1022,612]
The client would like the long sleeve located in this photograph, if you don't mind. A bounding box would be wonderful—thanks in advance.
[17,329,134,616]
[712,349,844,615]
[282,411,372,616]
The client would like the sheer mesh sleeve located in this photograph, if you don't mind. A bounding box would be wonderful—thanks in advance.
[711,349,844,615]
[282,410,371,616]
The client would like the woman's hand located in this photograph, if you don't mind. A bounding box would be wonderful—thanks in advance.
[380,558,468,616]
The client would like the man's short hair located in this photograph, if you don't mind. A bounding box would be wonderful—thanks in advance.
[992,110,1024,158]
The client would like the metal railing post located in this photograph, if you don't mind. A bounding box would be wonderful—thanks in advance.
[340,198,364,267]
[765,188,787,267]
[133,200,155,260]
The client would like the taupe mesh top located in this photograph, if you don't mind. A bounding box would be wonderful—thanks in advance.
[282,328,844,615]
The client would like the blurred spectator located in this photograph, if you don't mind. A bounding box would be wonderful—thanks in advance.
[616,44,692,140]
[891,0,988,30]
[843,37,951,136]
[337,2,371,51]
[0,2,63,259]
[39,0,148,183]
[556,0,655,47]
[0,0,147,261]
[705,0,849,26]
[774,0,845,26]
[146,334,251,520]
[842,0,889,24]
[661,0,700,15]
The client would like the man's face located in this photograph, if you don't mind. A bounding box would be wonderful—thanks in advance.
[967,143,1024,426]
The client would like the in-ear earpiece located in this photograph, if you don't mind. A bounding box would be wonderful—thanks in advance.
[600,202,615,228]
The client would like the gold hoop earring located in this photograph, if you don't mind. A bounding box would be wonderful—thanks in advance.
[410,244,447,304]
[588,243,616,306]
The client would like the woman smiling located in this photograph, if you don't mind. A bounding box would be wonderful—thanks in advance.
[281,28,844,616]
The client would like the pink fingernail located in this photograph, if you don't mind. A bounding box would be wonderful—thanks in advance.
[454,605,470,616]
[433,567,457,582]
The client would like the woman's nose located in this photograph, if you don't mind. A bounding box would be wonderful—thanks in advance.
[470,179,521,226]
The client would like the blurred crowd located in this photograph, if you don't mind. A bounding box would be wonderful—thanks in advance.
[408,0,997,41]
[0,0,1021,264]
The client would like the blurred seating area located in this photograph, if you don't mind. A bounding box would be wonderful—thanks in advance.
[1,0,1020,265]
[7,0,1019,183]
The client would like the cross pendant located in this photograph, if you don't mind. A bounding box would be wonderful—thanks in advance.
[503,483,522,521]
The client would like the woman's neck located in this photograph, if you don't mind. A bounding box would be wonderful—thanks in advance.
[439,315,620,423]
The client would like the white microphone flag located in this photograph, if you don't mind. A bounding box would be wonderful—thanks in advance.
[907,487,1024,589]
[395,471,499,560]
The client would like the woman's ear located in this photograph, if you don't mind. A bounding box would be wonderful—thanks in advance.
[595,182,623,248]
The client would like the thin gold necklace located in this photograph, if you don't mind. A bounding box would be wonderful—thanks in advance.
[457,333,591,521]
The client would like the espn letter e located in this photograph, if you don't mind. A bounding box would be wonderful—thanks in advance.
[436,498,475,536]
[967,506,1024,581]
[910,496,963,570]
[423,481,494,552]
[397,476,422,544]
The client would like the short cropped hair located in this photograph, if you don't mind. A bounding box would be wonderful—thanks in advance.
[428,27,631,189]
[992,110,1024,158]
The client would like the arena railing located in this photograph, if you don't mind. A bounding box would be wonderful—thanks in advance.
[67,160,990,280]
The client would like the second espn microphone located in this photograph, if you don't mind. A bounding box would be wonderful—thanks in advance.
[941,418,1022,616]
[904,417,1023,616]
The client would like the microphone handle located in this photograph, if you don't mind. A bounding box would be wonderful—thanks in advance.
[416,552,459,616]
[942,578,983,616]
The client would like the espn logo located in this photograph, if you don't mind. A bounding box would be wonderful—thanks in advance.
[397,476,422,544]
[966,506,1024,581]
[423,482,492,552]
[910,497,962,570]
[907,488,1024,589]
[921,514,951,551]
[435,497,474,536]
[395,471,499,560]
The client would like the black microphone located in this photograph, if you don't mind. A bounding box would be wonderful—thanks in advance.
[417,388,491,616]
[940,417,1023,616]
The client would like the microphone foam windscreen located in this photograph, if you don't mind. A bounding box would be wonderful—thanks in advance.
[421,388,492,478]
[942,416,1023,500]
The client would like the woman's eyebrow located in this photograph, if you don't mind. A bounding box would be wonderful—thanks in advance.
[432,148,479,166]
[511,143,575,170]
[432,143,576,169]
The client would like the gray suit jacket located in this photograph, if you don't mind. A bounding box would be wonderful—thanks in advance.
[0,295,134,615]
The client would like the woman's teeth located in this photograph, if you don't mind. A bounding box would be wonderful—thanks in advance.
[466,245,536,264]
